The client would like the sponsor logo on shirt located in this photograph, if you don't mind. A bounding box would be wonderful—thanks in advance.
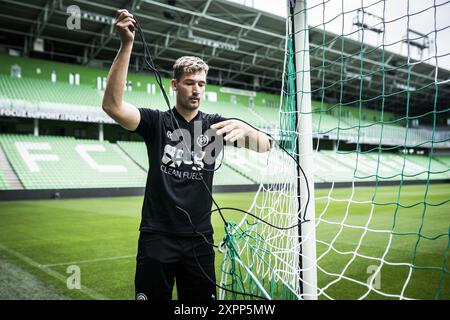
[159,124,223,180]
[161,144,205,171]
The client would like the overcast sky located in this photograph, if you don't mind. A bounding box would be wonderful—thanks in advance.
[227,0,450,72]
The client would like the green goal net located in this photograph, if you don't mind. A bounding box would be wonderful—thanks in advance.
[218,0,450,300]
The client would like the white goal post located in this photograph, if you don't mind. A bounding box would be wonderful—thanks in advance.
[291,0,318,300]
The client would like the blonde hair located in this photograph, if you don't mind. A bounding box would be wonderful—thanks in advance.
[173,56,209,81]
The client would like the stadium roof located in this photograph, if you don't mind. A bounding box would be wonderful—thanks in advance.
[0,0,449,116]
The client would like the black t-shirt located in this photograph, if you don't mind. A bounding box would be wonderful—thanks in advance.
[134,107,227,236]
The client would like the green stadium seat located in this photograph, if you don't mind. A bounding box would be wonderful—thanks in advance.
[0,171,10,190]
[0,134,146,189]
[117,141,149,170]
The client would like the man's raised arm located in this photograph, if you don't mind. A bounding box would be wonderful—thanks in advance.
[102,9,140,131]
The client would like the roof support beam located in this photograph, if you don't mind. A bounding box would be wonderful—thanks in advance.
[140,0,284,39]
[85,23,115,64]
[29,0,58,46]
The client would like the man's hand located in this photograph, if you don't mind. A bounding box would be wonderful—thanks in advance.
[211,120,271,153]
[211,120,251,143]
[115,9,136,45]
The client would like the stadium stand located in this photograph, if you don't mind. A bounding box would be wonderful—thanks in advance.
[0,134,147,189]
[1,132,447,191]
[0,53,448,193]
[0,74,101,106]
[251,105,279,126]
[1,54,448,148]
[435,155,450,167]
[0,73,407,148]
[116,140,254,186]
[0,172,9,190]
[201,101,261,127]
[213,163,254,186]
[405,154,450,179]
[116,141,149,170]
[221,146,450,184]
[221,146,278,184]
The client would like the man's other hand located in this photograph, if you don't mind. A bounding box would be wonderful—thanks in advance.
[115,9,136,45]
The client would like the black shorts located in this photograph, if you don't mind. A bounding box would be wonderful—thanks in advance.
[134,232,216,300]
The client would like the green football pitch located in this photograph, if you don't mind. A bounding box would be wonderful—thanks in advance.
[0,184,448,300]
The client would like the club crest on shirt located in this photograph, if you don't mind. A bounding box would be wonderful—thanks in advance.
[166,131,173,139]
[196,134,209,147]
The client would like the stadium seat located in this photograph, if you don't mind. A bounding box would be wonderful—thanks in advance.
[0,134,147,189]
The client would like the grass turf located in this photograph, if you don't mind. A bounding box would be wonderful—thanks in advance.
[0,183,448,300]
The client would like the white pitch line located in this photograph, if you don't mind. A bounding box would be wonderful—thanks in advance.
[0,243,109,300]
[43,254,135,267]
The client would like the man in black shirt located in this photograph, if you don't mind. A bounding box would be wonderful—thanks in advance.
[103,9,271,300]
